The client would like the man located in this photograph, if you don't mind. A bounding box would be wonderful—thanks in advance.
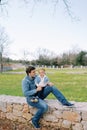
[22,66,74,129]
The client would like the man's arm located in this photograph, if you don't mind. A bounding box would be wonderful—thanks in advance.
[45,76,54,86]
[22,79,37,97]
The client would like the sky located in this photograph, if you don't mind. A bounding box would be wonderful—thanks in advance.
[0,0,87,60]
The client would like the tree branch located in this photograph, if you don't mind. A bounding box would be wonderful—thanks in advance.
[62,0,72,17]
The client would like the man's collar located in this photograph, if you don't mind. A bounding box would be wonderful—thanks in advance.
[27,75,35,80]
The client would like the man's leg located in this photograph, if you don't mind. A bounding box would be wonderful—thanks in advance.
[41,86,73,106]
[27,97,48,128]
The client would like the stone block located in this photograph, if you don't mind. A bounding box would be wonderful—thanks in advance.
[72,123,83,130]
[53,110,62,119]
[0,112,6,119]
[81,121,87,130]
[13,104,23,111]
[63,111,81,122]
[22,112,32,120]
[82,112,87,121]
[0,101,7,112]
[22,104,30,113]
[6,113,14,120]
[13,109,22,117]
[62,120,71,128]
[7,104,13,112]
[43,114,58,122]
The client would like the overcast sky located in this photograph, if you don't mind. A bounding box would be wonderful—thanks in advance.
[0,0,87,60]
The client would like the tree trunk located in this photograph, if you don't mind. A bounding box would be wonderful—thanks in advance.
[0,53,3,73]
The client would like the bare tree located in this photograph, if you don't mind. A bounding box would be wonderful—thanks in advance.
[0,0,74,19]
[0,0,8,5]
[21,49,30,65]
[22,0,74,18]
[0,25,10,72]
[0,0,8,16]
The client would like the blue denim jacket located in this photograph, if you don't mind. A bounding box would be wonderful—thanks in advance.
[22,75,37,97]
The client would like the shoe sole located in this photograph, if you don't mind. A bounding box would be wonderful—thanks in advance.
[63,105,75,108]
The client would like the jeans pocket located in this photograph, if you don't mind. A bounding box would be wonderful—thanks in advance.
[30,96,39,103]
[27,97,39,105]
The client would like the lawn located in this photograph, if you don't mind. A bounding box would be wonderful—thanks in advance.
[0,68,87,102]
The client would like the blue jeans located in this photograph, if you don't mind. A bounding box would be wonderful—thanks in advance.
[38,86,69,104]
[27,86,69,123]
[27,97,48,123]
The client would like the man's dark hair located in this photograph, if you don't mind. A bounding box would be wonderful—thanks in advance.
[26,66,35,75]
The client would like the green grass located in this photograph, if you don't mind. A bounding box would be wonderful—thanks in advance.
[0,73,25,96]
[0,68,87,102]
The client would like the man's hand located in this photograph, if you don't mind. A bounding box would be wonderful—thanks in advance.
[36,86,42,92]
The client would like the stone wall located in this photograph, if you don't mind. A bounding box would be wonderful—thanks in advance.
[0,95,87,130]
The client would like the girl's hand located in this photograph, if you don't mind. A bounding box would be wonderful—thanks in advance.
[48,82,54,86]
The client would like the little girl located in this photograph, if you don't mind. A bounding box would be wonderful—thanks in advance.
[35,68,53,87]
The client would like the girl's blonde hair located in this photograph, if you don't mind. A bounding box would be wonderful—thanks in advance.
[38,68,45,72]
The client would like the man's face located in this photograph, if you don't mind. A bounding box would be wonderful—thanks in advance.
[29,69,36,77]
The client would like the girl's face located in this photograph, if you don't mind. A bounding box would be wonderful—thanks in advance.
[39,70,45,77]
